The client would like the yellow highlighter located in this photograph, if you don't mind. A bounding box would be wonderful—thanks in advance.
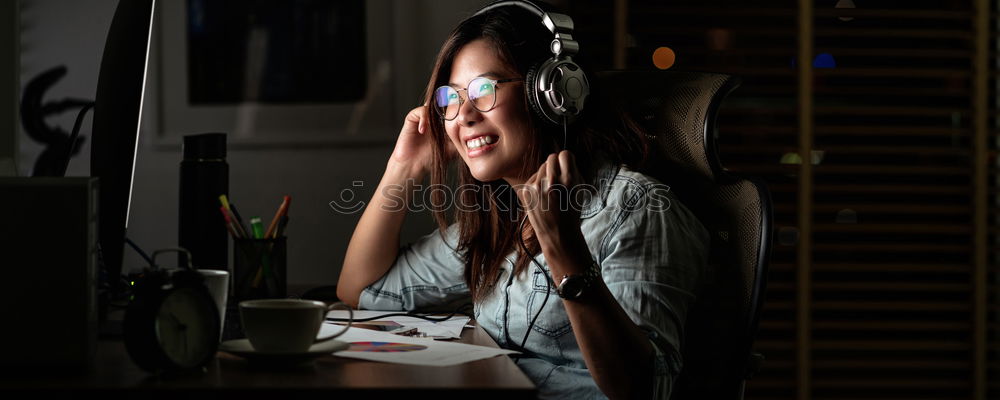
[218,194,232,211]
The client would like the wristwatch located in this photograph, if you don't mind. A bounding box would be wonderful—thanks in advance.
[555,260,602,300]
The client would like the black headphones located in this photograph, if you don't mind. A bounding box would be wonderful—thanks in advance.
[473,0,589,127]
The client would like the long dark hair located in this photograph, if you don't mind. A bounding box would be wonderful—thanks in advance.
[424,5,651,302]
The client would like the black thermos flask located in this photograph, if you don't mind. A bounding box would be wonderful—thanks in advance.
[179,133,228,270]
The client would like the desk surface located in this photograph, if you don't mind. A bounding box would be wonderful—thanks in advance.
[0,322,536,398]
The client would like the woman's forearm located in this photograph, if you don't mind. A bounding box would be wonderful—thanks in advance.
[337,160,423,307]
[543,233,655,400]
[563,283,655,399]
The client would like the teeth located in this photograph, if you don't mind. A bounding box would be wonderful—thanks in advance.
[466,136,496,150]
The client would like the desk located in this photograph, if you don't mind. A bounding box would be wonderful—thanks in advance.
[0,322,536,399]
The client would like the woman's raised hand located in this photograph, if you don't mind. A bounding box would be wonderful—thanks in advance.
[516,151,590,262]
[390,106,436,177]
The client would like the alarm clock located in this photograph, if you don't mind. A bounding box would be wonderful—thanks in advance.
[123,248,220,373]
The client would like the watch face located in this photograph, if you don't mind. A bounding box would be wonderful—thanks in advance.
[155,286,219,369]
[559,276,587,299]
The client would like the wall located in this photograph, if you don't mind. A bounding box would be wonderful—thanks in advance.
[18,0,490,286]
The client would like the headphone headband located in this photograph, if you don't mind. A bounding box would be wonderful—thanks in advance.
[473,0,580,58]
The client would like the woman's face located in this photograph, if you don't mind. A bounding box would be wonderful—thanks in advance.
[445,39,534,184]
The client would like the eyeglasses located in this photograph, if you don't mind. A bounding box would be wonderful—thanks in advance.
[432,77,522,121]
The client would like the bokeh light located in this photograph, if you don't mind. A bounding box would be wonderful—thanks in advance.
[836,0,856,22]
[652,47,676,70]
[813,53,836,68]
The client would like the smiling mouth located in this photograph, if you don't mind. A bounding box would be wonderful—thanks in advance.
[466,135,498,150]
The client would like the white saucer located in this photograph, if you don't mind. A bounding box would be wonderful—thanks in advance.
[219,338,348,365]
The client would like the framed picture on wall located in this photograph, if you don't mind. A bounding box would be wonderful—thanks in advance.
[155,0,397,146]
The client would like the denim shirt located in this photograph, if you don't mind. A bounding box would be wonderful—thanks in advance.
[358,162,710,399]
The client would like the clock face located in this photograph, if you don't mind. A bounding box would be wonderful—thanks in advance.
[155,286,219,369]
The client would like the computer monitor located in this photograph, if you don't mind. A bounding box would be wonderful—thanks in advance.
[90,0,155,299]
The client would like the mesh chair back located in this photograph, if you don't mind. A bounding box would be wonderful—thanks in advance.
[594,70,772,399]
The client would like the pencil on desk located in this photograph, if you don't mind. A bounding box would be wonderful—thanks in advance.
[219,206,239,238]
[264,195,290,239]
[219,194,249,238]
[252,262,265,289]
[251,248,272,289]
[252,195,291,289]
[229,202,250,236]
[274,215,289,239]
[252,216,288,289]
[250,245,275,290]
[249,215,271,288]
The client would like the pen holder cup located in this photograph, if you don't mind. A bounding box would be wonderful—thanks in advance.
[233,237,287,302]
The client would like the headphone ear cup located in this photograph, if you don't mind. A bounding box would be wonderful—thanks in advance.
[524,61,553,125]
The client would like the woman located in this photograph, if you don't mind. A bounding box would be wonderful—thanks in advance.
[337,3,709,399]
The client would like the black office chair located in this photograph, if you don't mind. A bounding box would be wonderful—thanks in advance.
[593,70,772,400]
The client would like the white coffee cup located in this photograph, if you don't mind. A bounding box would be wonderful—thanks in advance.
[239,299,353,353]
[197,269,230,342]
